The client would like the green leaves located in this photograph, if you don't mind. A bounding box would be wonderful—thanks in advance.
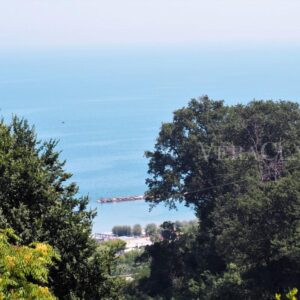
[0,117,124,299]
[141,97,300,299]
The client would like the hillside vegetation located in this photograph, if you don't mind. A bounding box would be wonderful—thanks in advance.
[128,97,300,299]
[0,97,299,299]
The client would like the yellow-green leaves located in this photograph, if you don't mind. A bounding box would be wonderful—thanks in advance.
[287,288,298,300]
[275,293,282,300]
[275,288,298,300]
[0,229,59,299]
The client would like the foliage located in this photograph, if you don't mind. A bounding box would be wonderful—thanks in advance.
[145,223,160,243]
[174,220,198,234]
[132,224,142,236]
[276,288,298,300]
[113,249,149,279]
[137,97,300,299]
[160,221,179,241]
[3,98,300,299]
[112,225,132,237]
[0,117,124,299]
[84,240,127,300]
[100,239,126,253]
[143,221,197,243]
[0,229,58,300]
[127,221,198,299]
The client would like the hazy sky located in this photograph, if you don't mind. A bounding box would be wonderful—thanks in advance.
[1,0,300,50]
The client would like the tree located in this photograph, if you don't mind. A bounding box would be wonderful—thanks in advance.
[211,173,300,298]
[145,223,160,243]
[101,239,126,253]
[131,222,198,299]
[0,229,58,300]
[0,117,124,299]
[160,221,178,241]
[132,224,142,237]
[112,225,132,236]
[141,96,300,298]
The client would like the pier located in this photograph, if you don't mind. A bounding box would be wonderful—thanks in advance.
[97,195,145,204]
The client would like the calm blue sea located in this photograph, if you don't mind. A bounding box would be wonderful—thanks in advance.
[0,46,300,232]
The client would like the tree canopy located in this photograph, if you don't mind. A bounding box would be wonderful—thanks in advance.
[2,97,300,299]
[0,117,124,299]
[137,97,300,299]
[132,224,142,237]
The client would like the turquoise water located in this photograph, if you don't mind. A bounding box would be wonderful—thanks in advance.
[1,46,300,232]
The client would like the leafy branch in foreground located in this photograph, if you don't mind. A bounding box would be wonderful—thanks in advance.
[0,228,58,300]
[276,288,298,300]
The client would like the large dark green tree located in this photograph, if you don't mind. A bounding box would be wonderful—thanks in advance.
[139,96,300,299]
[0,117,123,299]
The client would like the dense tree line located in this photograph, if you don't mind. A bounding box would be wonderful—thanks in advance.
[1,97,300,299]
[127,97,300,299]
[112,225,143,237]
[112,221,196,239]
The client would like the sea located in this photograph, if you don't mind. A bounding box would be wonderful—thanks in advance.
[0,45,300,232]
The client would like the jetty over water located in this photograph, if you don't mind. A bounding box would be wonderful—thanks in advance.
[97,195,145,204]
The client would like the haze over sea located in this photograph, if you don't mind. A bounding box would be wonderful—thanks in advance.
[1,46,300,232]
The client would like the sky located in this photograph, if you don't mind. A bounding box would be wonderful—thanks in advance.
[1,0,300,50]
